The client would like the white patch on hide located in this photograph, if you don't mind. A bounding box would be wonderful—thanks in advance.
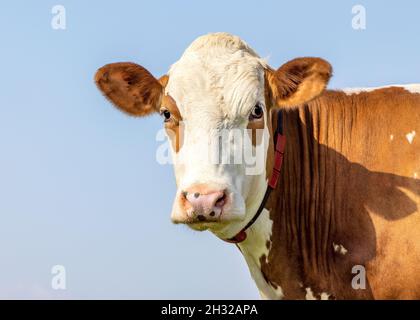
[406,131,416,144]
[333,242,348,255]
[320,292,331,300]
[305,287,331,300]
[305,287,317,300]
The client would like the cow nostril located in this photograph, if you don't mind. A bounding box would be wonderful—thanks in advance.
[194,192,200,198]
[215,193,226,208]
[197,215,206,221]
[209,211,215,217]
[182,191,188,198]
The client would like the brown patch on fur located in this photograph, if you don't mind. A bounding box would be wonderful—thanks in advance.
[246,116,265,146]
[259,87,420,299]
[162,94,181,120]
[263,79,276,182]
[95,62,163,116]
[162,94,183,153]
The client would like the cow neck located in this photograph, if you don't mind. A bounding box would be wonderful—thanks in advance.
[223,110,286,244]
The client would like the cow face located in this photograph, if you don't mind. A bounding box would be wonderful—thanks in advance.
[95,33,331,239]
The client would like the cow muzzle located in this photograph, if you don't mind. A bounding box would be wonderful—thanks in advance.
[171,184,237,227]
[184,188,226,221]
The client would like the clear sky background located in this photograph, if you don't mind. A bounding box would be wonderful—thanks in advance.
[0,1,419,299]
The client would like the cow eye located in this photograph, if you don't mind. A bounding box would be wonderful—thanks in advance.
[160,109,172,122]
[249,104,264,120]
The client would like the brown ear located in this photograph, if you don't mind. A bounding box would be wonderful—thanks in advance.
[265,57,332,108]
[95,62,164,116]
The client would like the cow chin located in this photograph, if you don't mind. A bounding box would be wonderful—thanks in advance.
[184,212,245,232]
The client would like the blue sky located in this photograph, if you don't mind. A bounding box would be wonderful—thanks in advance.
[0,0,419,299]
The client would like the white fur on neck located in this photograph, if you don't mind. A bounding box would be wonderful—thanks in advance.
[238,209,284,299]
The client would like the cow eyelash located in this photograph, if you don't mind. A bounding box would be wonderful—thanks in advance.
[249,103,264,121]
[159,108,172,122]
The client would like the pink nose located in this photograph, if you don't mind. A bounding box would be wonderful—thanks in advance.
[182,188,227,222]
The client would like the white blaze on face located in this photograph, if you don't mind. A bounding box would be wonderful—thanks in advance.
[166,33,270,235]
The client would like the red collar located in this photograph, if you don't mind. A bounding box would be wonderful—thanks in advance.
[223,111,286,244]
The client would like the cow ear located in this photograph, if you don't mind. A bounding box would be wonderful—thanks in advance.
[95,62,164,116]
[265,57,332,108]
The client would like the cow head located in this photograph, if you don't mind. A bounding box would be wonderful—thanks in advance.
[95,33,331,240]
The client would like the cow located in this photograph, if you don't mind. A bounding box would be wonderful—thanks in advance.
[94,33,420,299]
